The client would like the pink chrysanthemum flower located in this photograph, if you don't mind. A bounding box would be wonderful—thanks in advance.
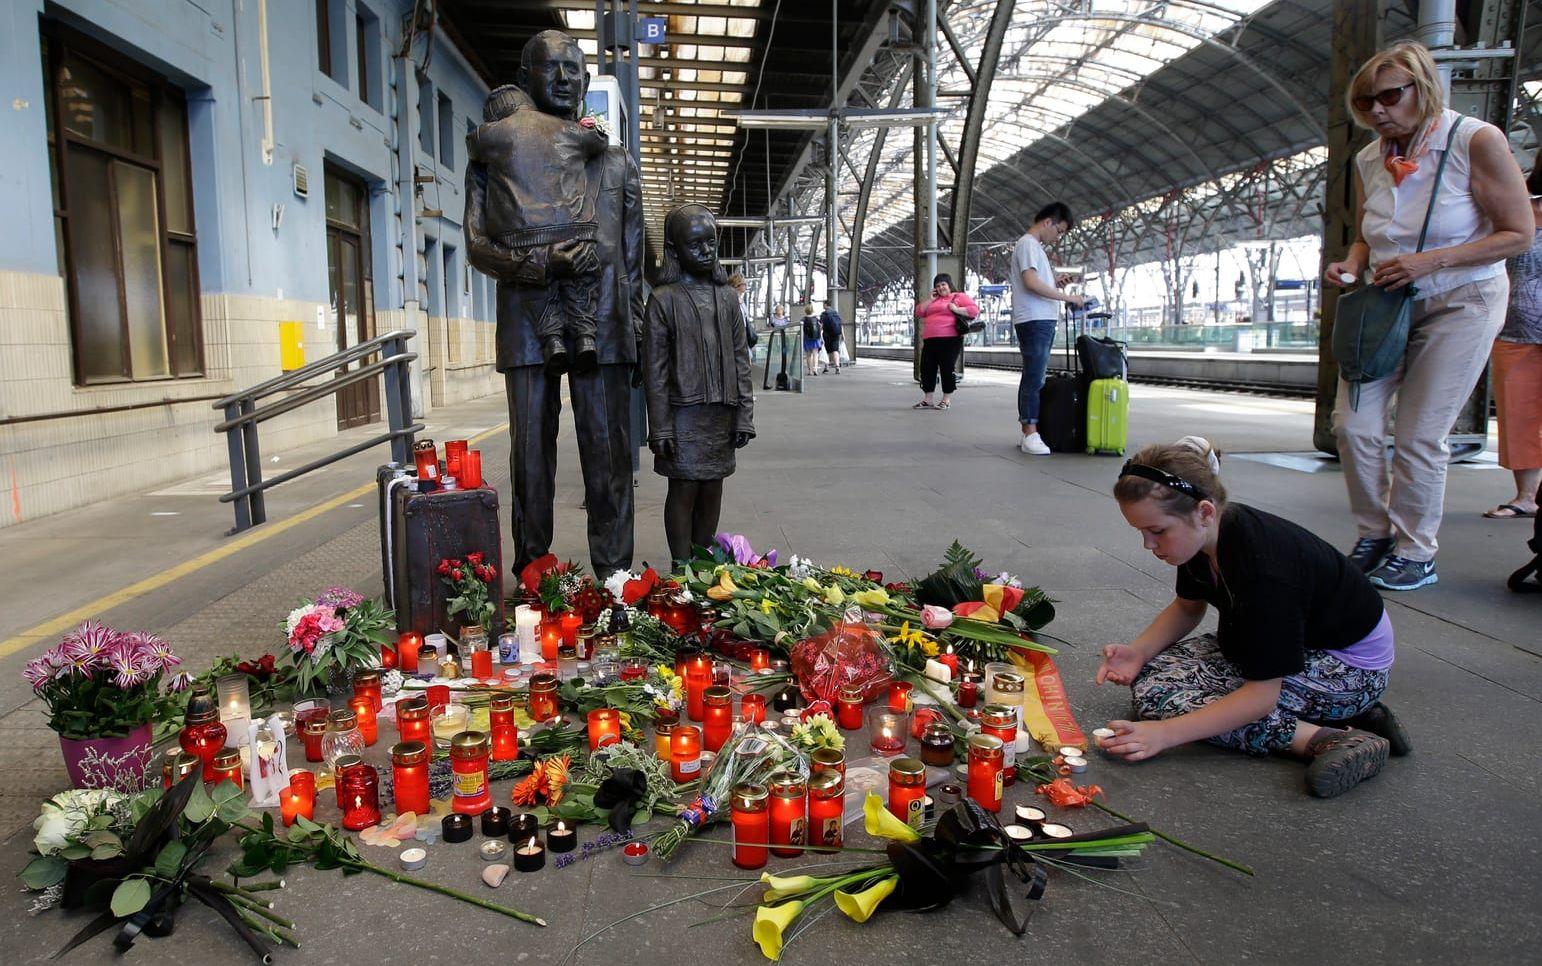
[61,621,120,668]
[124,632,180,670]
[23,658,52,690]
[110,648,154,689]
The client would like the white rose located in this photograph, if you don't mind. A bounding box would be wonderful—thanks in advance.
[604,570,631,601]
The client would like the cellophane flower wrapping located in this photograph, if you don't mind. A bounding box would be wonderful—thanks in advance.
[654,724,807,861]
[790,622,894,705]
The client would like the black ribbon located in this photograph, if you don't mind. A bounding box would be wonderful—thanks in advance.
[591,768,649,834]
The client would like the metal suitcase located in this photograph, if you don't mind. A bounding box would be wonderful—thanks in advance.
[390,485,506,639]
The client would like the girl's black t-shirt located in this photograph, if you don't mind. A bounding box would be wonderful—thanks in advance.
[1174,503,1384,680]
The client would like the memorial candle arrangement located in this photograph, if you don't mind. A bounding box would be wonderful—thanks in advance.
[450,731,492,815]
[808,771,845,849]
[489,694,519,761]
[702,686,733,752]
[587,708,622,751]
[887,757,927,829]
[967,733,1005,813]
[730,783,770,870]
[768,771,807,858]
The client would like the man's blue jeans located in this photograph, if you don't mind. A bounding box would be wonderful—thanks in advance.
[1014,320,1057,425]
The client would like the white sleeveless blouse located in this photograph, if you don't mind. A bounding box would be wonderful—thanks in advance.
[1357,108,1504,299]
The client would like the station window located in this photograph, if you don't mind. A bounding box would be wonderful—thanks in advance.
[437,92,454,168]
[417,71,435,159]
[316,0,345,84]
[42,25,202,384]
[356,8,381,111]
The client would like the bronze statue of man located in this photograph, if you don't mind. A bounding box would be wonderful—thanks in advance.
[464,29,645,578]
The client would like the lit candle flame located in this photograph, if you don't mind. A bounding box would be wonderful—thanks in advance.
[556,821,565,832]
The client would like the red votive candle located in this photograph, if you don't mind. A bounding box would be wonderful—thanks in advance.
[339,762,381,831]
[353,669,383,712]
[768,771,806,858]
[747,648,771,672]
[209,748,244,790]
[426,685,451,714]
[670,725,702,783]
[348,695,378,747]
[391,740,431,816]
[528,673,559,722]
[980,705,1019,786]
[541,622,561,661]
[730,783,770,870]
[808,772,845,849]
[887,757,927,829]
[588,708,622,751]
[937,646,959,678]
[300,716,328,763]
[461,450,483,489]
[620,658,648,681]
[450,731,492,815]
[702,686,733,752]
[967,734,1005,813]
[836,685,865,730]
[397,695,431,744]
[471,647,494,679]
[413,443,440,484]
[489,694,519,761]
[684,657,712,722]
[559,611,583,649]
[888,681,914,713]
[279,785,306,826]
[740,693,767,725]
[444,439,468,478]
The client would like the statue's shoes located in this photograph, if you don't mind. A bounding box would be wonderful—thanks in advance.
[572,336,599,374]
[543,336,570,376]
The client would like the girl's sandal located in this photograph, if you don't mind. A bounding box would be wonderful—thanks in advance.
[937,401,951,410]
[912,401,933,409]
[1304,731,1390,798]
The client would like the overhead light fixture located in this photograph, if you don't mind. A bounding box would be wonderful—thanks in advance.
[840,108,946,129]
[720,108,830,130]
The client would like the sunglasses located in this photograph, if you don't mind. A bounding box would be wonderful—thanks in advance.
[1352,82,1414,113]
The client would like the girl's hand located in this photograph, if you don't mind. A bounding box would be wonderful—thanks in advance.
[1101,719,1171,762]
[1095,643,1145,686]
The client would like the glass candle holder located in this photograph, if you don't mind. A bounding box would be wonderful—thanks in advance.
[730,783,770,870]
[702,686,733,752]
[279,783,309,826]
[747,648,771,672]
[670,725,703,783]
[540,622,561,662]
[768,771,807,858]
[461,449,484,489]
[398,631,423,674]
[162,749,200,789]
[288,769,316,809]
[209,748,244,789]
[489,694,519,761]
[413,441,440,483]
[887,681,914,714]
[811,747,846,777]
[887,757,927,829]
[868,706,910,757]
[397,695,431,745]
[321,709,365,771]
[391,740,431,816]
[620,657,648,682]
[431,703,470,749]
[587,708,622,751]
[416,645,439,679]
[444,439,468,478]
[470,646,494,680]
[984,669,1025,711]
[808,771,845,849]
[980,705,1019,786]
[216,673,252,745]
[450,731,492,815]
[348,695,378,747]
[836,685,865,730]
[300,716,327,763]
[332,754,363,807]
[654,711,679,760]
[967,733,1005,813]
[179,699,228,780]
[920,722,956,767]
[683,659,712,722]
[559,611,583,649]
[739,693,767,726]
[528,673,559,722]
[339,762,381,831]
[426,685,451,714]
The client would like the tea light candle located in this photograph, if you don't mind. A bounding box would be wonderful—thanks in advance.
[509,812,539,843]
[1014,804,1047,825]
[479,839,509,863]
[1063,755,1088,773]
[1004,824,1034,842]
[442,813,473,843]
[1093,727,1117,748]
[622,841,650,866]
[514,837,545,872]
[1057,745,1084,759]
[547,821,576,853]
[399,847,428,871]
[1039,822,1074,839]
[481,806,512,837]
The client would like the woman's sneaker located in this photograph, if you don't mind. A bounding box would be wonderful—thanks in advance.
[1367,555,1437,591]
[1019,432,1051,456]
[1304,730,1390,798]
[1347,537,1394,573]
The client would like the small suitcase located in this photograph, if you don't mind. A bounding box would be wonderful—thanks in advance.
[391,485,506,639]
[1037,373,1085,453]
[1085,377,1130,455]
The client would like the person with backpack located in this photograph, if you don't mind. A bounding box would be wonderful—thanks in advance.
[911,273,980,410]
[1098,437,1409,799]
[801,305,822,376]
[1011,202,1086,454]
[819,301,844,374]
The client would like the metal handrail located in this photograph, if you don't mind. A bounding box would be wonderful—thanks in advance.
[214,330,419,534]
[213,328,417,409]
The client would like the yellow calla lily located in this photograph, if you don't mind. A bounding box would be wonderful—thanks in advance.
[759,872,818,902]
[707,584,733,601]
[833,875,899,923]
[802,576,822,592]
[760,597,775,614]
[720,572,739,592]
[862,792,921,843]
[823,584,845,606]
[752,900,804,961]
[852,588,891,608]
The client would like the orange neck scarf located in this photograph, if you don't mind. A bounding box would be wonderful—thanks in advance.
[1383,119,1437,187]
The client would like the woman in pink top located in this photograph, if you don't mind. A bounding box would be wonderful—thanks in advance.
[911,273,980,410]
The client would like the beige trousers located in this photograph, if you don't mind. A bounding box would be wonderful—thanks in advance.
[1332,274,1508,561]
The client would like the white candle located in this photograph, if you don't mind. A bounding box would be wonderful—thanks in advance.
[922,658,952,684]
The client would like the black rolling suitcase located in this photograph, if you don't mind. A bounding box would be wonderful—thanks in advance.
[1508,511,1542,593]
[1036,315,1085,453]
[390,485,507,638]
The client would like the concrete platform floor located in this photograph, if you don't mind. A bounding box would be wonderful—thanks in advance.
[1,359,1538,964]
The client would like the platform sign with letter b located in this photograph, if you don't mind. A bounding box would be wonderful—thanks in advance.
[636,17,666,44]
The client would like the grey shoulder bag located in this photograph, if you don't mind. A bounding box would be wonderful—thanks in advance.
[1332,116,1462,410]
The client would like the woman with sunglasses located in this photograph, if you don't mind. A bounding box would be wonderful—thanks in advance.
[1096,438,1408,798]
[1323,41,1532,591]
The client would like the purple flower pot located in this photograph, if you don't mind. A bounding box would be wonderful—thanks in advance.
[58,723,156,791]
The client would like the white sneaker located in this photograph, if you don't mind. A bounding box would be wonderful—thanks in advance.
[1019,432,1051,455]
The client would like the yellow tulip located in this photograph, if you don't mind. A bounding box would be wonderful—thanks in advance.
[759,872,818,902]
[862,792,921,843]
[823,584,845,606]
[802,576,822,592]
[833,875,898,923]
[852,588,890,608]
[752,900,804,961]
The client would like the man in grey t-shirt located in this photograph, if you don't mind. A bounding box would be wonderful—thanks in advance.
[1010,202,1085,454]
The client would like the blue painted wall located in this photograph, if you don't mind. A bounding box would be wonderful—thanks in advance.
[1,0,495,318]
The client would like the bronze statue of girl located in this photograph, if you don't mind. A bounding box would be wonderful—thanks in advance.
[641,204,755,562]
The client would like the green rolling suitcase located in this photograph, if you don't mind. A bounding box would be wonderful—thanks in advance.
[1085,377,1129,455]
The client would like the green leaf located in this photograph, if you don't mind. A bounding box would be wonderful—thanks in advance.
[90,842,124,860]
[153,840,187,878]
[60,844,92,861]
[109,878,151,917]
[19,855,67,890]
[184,783,214,824]
[211,780,251,823]
[84,830,121,849]
[88,813,115,830]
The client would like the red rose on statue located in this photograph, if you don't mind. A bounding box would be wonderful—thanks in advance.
[467,552,485,566]
[437,560,451,576]
[452,569,464,582]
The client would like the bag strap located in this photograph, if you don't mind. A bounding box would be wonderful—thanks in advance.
[1415,116,1462,254]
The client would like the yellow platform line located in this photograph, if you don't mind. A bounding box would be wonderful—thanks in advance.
[0,423,508,662]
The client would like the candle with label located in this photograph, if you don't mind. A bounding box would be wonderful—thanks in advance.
[670,725,703,782]
[391,740,430,815]
[808,771,845,849]
[887,757,927,829]
[768,771,807,858]
[979,705,1019,786]
[702,686,733,751]
[967,733,1005,813]
[587,708,622,751]
[450,731,492,815]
